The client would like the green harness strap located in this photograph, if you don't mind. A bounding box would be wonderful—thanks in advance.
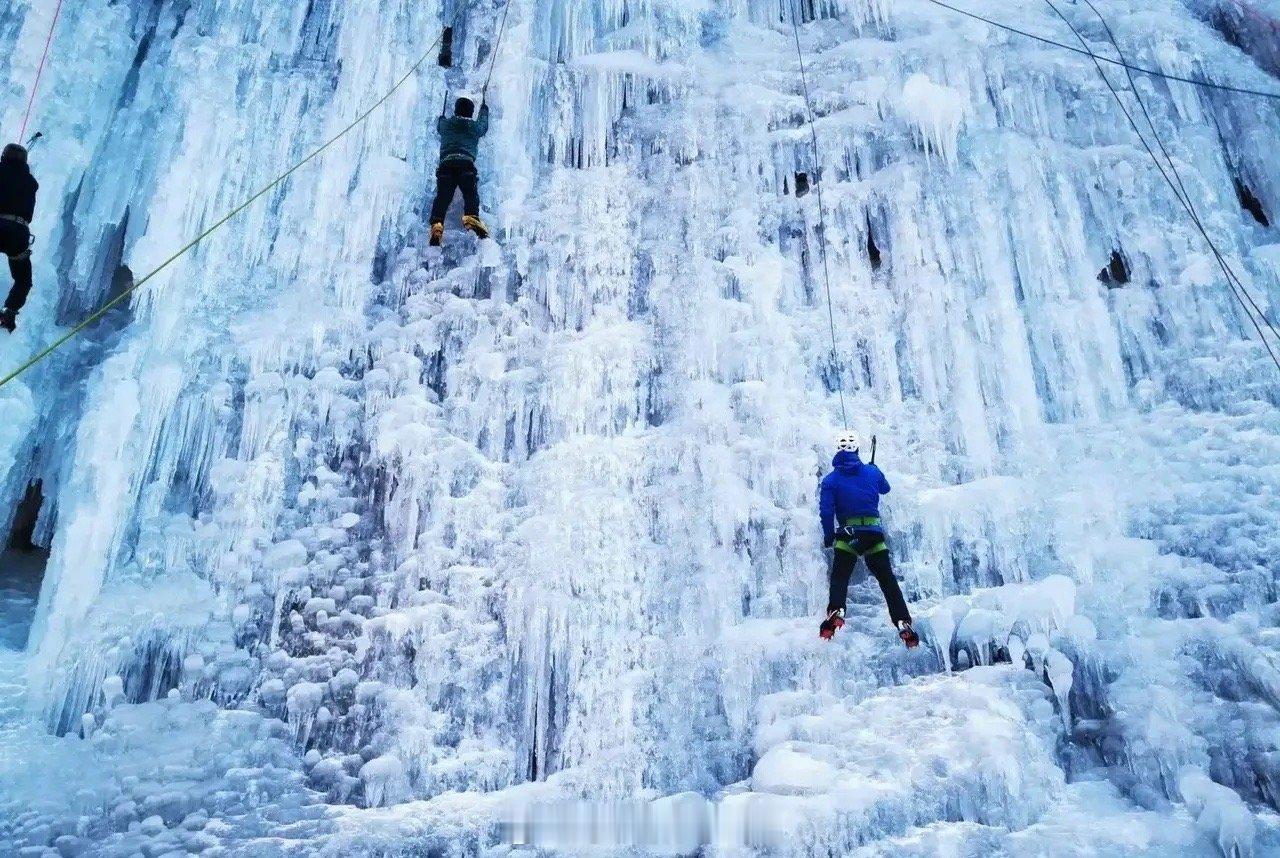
[834,516,888,556]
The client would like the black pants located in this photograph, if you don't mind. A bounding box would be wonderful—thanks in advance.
[828,532,911,625]
[429,159,480,223]
[0,219,31,313]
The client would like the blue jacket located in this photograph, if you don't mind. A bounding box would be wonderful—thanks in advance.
[437,104,490,163]
[819,451,890,542]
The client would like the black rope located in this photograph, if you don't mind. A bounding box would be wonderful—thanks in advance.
[1043,0,1280,374]
[919,0,1280,101]
[482,0,514,99]
[1079,0,1280,354]
[790,3,849,427]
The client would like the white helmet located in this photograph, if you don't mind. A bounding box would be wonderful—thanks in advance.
[834,430,860,452]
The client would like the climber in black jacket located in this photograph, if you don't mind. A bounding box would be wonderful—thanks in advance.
[0,143,38,333]
[429,97,490,247]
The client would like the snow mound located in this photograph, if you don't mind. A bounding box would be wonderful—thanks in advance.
[741,671,1065,850]
[898,73,965,164]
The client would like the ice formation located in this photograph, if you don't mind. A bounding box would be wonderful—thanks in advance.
[1,0,1280,853]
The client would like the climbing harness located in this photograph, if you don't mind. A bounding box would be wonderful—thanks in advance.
[0,15,463,392]
[920,0,1280,101]
[832,518,887,556]
[1043,0,1280,375]
[790,3,849,428]
[0,216,33,261]
[16,0,65,141]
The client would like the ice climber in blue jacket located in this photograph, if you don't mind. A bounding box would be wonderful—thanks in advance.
[818,431,917,647]
[429,96,491,247]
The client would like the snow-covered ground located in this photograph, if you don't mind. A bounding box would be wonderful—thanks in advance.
[2,0,1280,853]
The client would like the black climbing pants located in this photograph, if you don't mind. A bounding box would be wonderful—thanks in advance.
[429,158,480,224]
[828,532,911,626]
[0,219,32,313]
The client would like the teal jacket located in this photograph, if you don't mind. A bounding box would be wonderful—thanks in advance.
[437,105,490,163]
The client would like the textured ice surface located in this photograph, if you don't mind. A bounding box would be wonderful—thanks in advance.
[2,0,1280,853]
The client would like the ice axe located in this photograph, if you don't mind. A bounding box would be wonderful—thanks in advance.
[870,434,877,464]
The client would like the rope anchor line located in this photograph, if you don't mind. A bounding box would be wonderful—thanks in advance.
[16,0,65,142]
[922,0,1280,101]
[791,2,849,429]
[1043,0,1280,376]
[483,0,514,98]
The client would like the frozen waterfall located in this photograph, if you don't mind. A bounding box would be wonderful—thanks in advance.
[1,0,1280,853]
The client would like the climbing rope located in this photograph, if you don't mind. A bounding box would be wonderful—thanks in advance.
[1043,0,1280,375]
[16,0,66,141]
[482,0,514,99]
[0,19,460,393]
[1078,0,1280,365]
[919,0,1280,101]
[790,4,849,428]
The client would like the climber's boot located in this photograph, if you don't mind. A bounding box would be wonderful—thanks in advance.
[819,608,845,641]
[897,620,919,649]
[0,307,15,333]
[429,222,444,247]
[462,214,489,239]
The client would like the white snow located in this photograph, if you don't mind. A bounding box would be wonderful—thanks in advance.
[898,72,966,165]
[360,754,408,809]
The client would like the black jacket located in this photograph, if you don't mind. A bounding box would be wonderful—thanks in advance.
[0,161,38,223]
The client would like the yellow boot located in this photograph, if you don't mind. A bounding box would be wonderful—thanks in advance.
[461,214,489,239]
[429,222,444,247]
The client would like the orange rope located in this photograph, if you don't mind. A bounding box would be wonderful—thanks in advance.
[17,0,65,141]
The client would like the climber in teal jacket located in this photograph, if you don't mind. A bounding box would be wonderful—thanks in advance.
[429,97,490,246]
[818,432,916,647]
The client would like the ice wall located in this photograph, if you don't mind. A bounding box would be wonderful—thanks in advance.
[1,0,1280,853]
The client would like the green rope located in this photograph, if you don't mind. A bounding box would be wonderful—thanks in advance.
[0,21,456,392]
